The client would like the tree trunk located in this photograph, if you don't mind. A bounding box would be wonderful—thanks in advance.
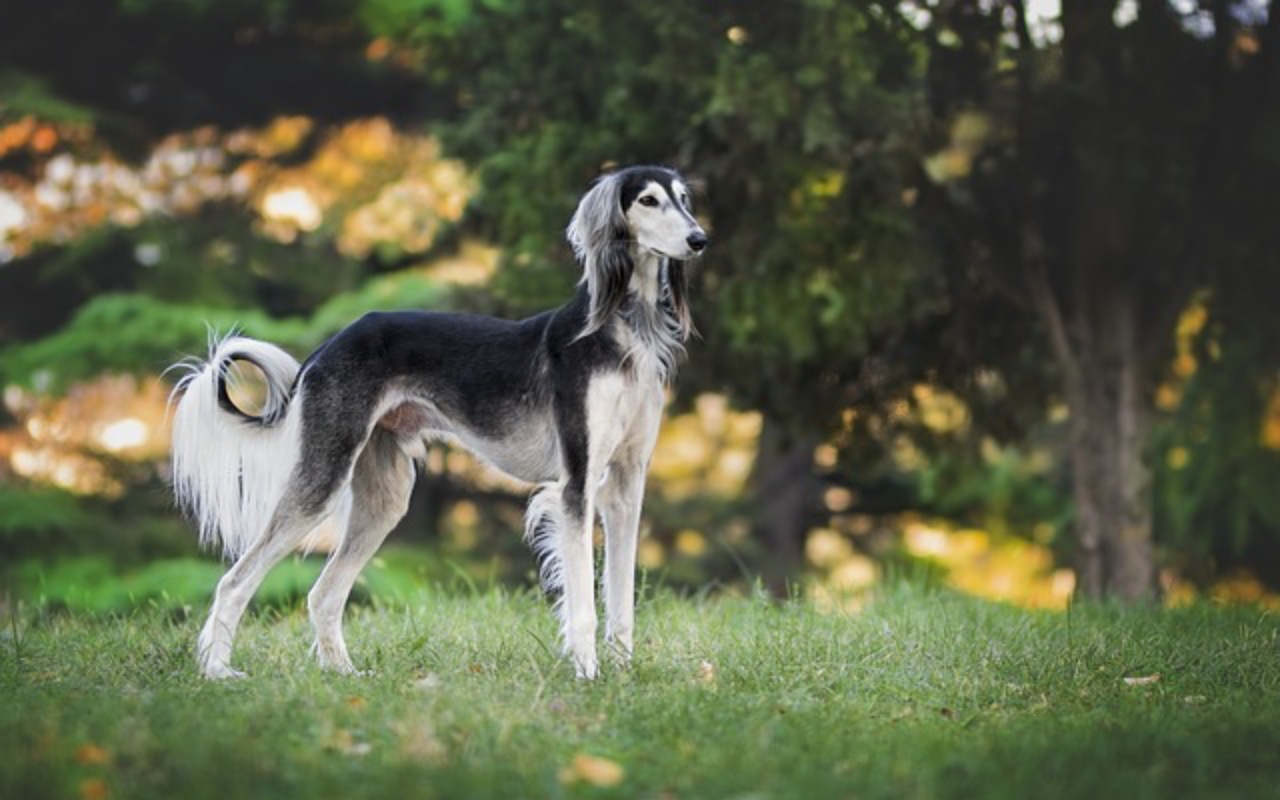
[749,417,820,597]
[1063,303,1157,602]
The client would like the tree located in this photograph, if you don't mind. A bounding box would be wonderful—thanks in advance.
[0,0,481,567]
[8,0,1279,599]
[916,0,1280,600]
[390,0,975,585]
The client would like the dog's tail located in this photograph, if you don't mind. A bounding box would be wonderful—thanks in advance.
[169,332,303,560]
[523,482,567,597]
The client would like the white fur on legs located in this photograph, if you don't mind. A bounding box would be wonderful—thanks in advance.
[525,482,598,676]
[197,499,329,680]
[559,502,600,680]
[308,434,414,674]
[600,465,645,665]
[197,614,247,680]
[554,372,636,678]
[600,386,662,666]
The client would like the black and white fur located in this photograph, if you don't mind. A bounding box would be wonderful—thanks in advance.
[170,166,707,680]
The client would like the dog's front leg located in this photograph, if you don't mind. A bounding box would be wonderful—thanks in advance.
[600,390,661,665]
[560,486,599,680]
[600,455,649,665]
[558,478,599,679]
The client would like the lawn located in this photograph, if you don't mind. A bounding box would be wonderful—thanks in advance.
[2,584,1279,799]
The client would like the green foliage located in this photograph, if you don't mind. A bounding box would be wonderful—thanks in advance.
[358,0,510,41]
[0,294,299,394]
[920,445,1072,545]
[1156,338,1280,587]
[0,484,96,544]
[5,0,1280,592]
[0,70,98,124]
[407,0,942,431]
[117,0,301,19]
[7,556,222,614]
[307,270,448,339]
[0,269,450,392]
[2,591,1279,798]
[6,546,457,614]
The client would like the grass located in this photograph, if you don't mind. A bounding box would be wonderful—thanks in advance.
[2,584,1279,799]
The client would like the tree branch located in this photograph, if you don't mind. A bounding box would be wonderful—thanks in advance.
[1023,234,1083,403]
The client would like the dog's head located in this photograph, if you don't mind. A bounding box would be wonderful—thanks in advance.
[567,165,706,338]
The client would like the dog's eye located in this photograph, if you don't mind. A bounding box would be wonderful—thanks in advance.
[638,196,659,208]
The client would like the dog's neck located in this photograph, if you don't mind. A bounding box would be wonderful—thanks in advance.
[628,246,665,308]
[615,245,685,383]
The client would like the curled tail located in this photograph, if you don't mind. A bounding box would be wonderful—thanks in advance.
[169,333,302,560]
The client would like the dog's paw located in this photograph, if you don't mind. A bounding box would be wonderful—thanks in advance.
[313,638,359,675]
[202,663,248,680]
[327,662,376,678]
[604,639,633,669]
[573,655,599,680]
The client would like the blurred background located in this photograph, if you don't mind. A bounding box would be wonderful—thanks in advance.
[1,0,1278,614]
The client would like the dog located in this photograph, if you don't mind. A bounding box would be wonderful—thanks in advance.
[170,165,707,679]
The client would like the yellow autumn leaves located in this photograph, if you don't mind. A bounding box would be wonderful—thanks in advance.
[559,752,626,788]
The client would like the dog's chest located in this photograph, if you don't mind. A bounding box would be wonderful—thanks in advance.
[611,315,679,387]
[585,370,663,457]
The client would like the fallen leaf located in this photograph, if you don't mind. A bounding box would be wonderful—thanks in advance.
[413,673,442,691]
[331,728,372,757]
[1183,695,1208,705]
[696,659,716,685]
[79,779,109,800]
[345,695,367,709]
[1123,673,1161,686]
[399,725,448,765]
[74,744,110,766]
[559,753,625,787]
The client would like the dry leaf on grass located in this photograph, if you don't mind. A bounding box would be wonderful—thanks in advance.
[330,728,373,757]
[413,673,442,691]
[74,743,110,766]
[1123,674,1161,686]
[559,753,626,787]
[398,725,448,766]
[696,659,716,685]
[79,778,109,800]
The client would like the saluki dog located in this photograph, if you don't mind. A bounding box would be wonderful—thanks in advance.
[170,165,707,679]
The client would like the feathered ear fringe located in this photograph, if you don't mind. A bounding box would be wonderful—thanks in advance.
[664,259,695,341]
[566,172,634,337]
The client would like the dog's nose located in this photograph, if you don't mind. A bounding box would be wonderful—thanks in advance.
[687,231,708,253]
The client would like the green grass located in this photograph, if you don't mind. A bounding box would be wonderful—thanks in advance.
[2,585,1279,799]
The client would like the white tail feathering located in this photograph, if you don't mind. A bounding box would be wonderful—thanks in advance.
[523,481,567,595]
[169,334,303,561]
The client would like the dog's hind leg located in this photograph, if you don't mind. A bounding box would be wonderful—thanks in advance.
[308,429,414,674]
[197,421,363,680]
[197,487,338,679]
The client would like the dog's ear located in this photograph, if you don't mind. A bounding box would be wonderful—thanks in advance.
[567,172,633,337]
[664,259,695,341]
